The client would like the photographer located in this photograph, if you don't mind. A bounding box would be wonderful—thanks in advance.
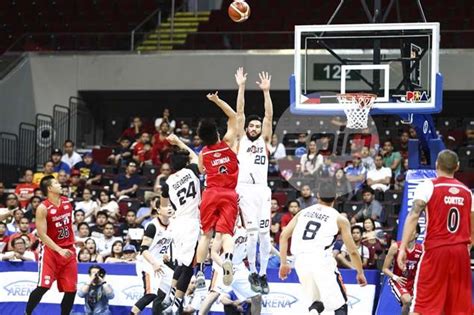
[78,265,114,315]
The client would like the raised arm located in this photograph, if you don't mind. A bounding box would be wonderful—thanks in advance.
[338,214,367,286]
[166,134,198,165]
[398,199,425,270]
[257,71,273,143]
[206,91,238,148]
[235,67,247,139]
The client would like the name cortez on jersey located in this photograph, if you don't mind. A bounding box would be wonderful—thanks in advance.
[444,196,464,205]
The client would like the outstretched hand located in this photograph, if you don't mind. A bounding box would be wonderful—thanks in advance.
[166,134,180,146]
[206,91,220,103]
[256,71,271,91]
[235,67,247,86]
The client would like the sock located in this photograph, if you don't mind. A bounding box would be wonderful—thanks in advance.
[25,286,49,314]
[172,297,183,313]
[196,263,205,273]
[224,252,233,261]
[258,232,272,276]
[60,292,76,315]
[246,231,258,273]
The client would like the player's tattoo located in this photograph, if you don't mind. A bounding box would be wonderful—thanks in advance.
[412,200,426,216]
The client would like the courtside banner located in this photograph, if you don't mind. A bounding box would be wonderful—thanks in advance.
[0,262,379,315]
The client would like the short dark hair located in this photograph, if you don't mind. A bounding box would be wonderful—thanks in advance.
[318,181,336,203]
[375,154,384,160]
[104,222,114,229]
[362,187,375,195]
[77,222,90,231]
[30,196,42,203]
[88,264,106,277]
[288,199,300,208]
[12,236,26,246]
[96,210,108,218]
[126,210,136,215]
[170,149,190,171]
[40,175,55,196]
[351,225,364,234]
[75,209,85,215]
[363,217,376,231]
[245,114,263,129]
[64,139,75,146]
[197,119,219,146]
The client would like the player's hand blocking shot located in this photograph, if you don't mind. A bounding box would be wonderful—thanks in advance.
[279,182,367,315]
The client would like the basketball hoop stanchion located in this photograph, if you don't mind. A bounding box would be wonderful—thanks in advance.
[337,93,377,129]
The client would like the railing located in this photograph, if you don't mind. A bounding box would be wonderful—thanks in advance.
[18,123,36,170]
[131,9,162,51]
[69,97,97,147]
[0,133,19,185]
[53,105,71,149]
[35,114,54,166]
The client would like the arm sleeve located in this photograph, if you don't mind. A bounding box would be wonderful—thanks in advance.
[161,183,170,198]
[413,180,434,203]
[186,163,200,177]
[143,223,157,239]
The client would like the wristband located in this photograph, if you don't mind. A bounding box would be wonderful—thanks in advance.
[392,275,399,281]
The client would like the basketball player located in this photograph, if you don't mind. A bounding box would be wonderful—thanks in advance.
[398,149,473,315]
[200,216,262,315]
[279,183,367,315]
[132,199,174,315]
[196,91,241,286]
[25,175,77,315]
[234,67,274,294]
[382,224,422,315]
[158,134,201,314]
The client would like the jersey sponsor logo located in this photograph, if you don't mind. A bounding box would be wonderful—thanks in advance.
[247,145,264,154]
[50,209,57,215]
[211,156,230,167]
[449,187,460,195]
[213,152,221,158]
[444,196,464,206]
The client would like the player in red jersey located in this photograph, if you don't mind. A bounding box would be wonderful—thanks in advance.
[398,149,473,315]
[195,90,241,287]
[24,175,77,315]
[383,224,423,315]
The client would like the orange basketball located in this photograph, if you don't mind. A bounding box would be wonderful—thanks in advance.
[228,1,250,23]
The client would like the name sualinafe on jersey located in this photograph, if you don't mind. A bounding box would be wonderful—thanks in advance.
[172,174,192,190]
[303,211,329,222]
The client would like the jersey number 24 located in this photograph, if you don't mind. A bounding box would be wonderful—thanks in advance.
[177,182,197,206]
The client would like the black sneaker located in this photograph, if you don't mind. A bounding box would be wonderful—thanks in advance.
[259,274,270,294]
[248,272,262,293]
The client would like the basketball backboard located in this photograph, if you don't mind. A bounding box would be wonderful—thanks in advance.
[290,23,442,115]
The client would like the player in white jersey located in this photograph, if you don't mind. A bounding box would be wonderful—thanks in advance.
[132,200,174,315]
[279,183,367,315]
[200,216,262,315]
[234,67,274,294]
[159,134,202,314]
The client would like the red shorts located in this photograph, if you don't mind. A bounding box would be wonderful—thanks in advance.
[389,279,414,304]
[412,244,472,315]
[38,244,77,292]
[200,187,238,235]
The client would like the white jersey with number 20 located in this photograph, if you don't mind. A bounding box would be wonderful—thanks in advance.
[237,135,268,185]
[291,204,339,256]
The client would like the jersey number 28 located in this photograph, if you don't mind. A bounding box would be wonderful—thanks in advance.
[302,221,321,240]
[177,182,197,206]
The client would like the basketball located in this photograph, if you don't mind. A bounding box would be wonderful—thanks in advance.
[228,1,250,23]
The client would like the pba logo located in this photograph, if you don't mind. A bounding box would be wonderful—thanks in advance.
[262,292,298,309]
[4,280,36,296]
[406,90,429,102]
[347,294,362,307]
[122,285,144,301]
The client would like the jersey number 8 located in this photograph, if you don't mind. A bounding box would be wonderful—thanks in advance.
[302,220,321,240]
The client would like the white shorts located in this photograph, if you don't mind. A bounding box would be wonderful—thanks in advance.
[211,262,258,300]
[237,183,271,232]
[170,217,200,266]
[294,253,347,311]
[136,258,174,295]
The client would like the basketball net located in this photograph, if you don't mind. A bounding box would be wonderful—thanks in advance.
[337,93,376,129]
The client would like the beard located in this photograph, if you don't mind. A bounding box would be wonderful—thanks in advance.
[246,131,261,142]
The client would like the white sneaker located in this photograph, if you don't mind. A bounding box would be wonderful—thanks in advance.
[195,271,206,289]
[222,259,234,286]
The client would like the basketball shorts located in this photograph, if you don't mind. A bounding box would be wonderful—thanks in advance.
[200,187,238,236]
[411,244,472,315]
[210,262,258,300]
[389,279,414,304]
[237,183,271,233]
[170,217,200,267]
[37,244,77,292]
[136,257,173,295]
[294,252,347,311]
